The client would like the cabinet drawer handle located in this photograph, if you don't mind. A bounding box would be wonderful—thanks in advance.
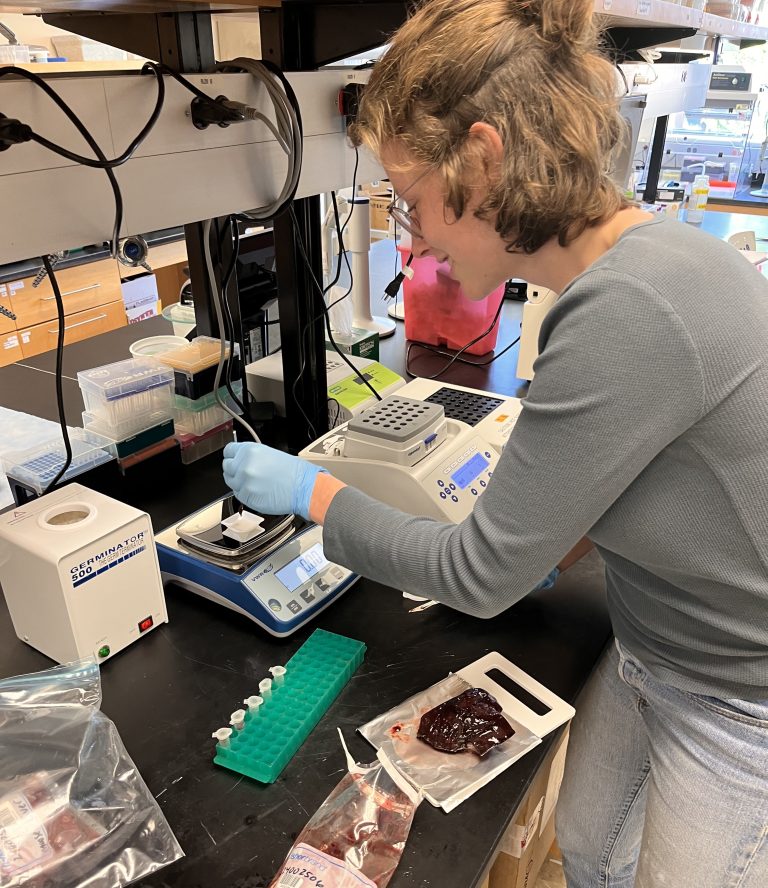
[47,313,107,333]
[41,283,101,301]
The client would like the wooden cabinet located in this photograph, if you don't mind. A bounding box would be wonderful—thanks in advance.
[18,301,126,358]
[3,258,123,328]
[0,258,127,365]
[0,330,23,367]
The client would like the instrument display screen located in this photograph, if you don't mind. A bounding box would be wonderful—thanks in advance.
[275,543,329,593]
[451,452,489,490]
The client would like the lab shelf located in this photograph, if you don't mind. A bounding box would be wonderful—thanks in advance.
[212,629,366,784]
[596,0,768,40]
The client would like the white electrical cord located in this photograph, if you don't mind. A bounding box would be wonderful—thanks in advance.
[213,57,302,221]
[202,218,262,443]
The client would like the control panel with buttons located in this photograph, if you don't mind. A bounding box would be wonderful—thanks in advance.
[241,529,354,624]
[425,437,499,520]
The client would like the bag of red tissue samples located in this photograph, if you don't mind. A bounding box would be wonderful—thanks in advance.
[270,735,420,888]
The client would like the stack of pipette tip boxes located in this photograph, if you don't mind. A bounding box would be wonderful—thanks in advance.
[153,336,240,464]
[211,629,366,783]
[78,357,178,472]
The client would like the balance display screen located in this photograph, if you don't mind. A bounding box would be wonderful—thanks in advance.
[451,452,489,489]
[275,544,329,593]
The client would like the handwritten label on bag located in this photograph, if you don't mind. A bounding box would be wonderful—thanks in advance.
[276,843,377,888]
[0,792,53,879]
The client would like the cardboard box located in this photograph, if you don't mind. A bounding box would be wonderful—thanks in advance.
[326,326,379,361]
[369,193,393,233]
[121,274,159,325]
[489,724,570,888]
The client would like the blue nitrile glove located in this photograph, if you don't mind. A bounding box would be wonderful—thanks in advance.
[222,442,327,520]
[534,566,560,591]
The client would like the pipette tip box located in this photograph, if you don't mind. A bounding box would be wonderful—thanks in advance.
[156,336,241,400]
[2,429,116,501]
[77,358,174,439]
[212,629,366,784]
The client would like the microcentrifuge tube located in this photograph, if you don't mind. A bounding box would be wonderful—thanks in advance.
[269,665,286,686]
[244,695,263,714]
[229,709,246,730]
[212,727,233,747]
[258,678,273,699]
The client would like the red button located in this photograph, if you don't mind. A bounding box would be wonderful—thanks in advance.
[138,616,154,633]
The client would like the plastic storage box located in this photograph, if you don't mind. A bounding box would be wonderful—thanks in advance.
[156,336,240,400]
[398,246,505,355]
[82,412,175,459]
[173,386,241,436]
[77,359,174,439]
[2,429,116,496]
[176,421,234,464]
[161,302,195,337]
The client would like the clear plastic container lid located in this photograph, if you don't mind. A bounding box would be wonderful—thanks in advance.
[2,429,115,494]
[155,336,230,375]
[82,409,173,443]
[78,358,174,402]
[161,302,195,325]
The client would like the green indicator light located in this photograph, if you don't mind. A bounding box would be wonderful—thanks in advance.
[98,645,110,658]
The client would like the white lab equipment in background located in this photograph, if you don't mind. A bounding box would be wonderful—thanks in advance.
[516,285,559,381]
[328,196,396,339]
[300,395,500,521]
[397,378,522,454]
[246,350,405,425]
[0,483,167,664]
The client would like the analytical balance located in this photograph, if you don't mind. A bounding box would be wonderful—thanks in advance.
[155,496,357,636]
[300,395,501,522]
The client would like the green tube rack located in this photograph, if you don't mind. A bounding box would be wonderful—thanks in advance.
[212,629,366,784]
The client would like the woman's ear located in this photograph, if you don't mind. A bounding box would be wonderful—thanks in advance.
[467,122,504,180]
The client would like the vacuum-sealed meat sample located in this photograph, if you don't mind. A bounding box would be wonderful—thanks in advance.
[417,688,515,756]
[270,751,419,888]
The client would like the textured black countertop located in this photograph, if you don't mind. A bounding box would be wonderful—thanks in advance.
[0,300,610,888]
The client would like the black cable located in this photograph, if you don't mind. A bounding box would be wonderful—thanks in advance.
[289,204,382,404]
[404,296,508,380]
[219,215,246,414]
[328,397,342,428]
[406,334,521,375]
[24,63,165,168]
[158,64,214,102]
[43,255,73,494]
[284,146,361,440]
[320,191,380,400]
[0,66,125,253]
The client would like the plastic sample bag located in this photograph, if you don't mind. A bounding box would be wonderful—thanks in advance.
[0,659,183,887]
[360,673,540,813]
[270,733,421,888]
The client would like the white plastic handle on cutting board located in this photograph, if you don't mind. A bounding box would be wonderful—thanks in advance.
[457,652,575,740]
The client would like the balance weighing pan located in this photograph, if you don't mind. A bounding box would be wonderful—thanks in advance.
[176,497,294,562]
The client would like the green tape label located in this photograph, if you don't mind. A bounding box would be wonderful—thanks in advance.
[328,363,401,410]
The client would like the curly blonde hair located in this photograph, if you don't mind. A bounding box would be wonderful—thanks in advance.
[349,0,630,254]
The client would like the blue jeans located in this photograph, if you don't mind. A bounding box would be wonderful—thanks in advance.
[556,640,768,888]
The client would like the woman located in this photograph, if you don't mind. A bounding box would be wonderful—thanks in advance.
[223,1,768,884]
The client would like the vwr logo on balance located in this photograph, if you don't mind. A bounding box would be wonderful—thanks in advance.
[69,532,147,588]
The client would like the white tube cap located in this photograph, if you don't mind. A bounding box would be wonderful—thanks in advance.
[212,727,233,746]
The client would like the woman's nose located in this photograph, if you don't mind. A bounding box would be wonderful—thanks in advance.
[411,233,433,259]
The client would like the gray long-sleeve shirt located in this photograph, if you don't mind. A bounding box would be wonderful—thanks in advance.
[323,217,768,700]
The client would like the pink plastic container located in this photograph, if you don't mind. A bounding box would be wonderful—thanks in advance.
[399,247,505,355]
